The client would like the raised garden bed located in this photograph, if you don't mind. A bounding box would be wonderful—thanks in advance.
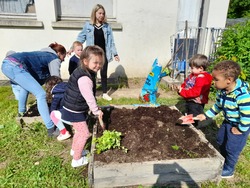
[17,103,224,187]
[89,105,224,188]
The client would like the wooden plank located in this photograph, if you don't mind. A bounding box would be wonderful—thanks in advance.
[94,157,223,187]
[88,121,98,188]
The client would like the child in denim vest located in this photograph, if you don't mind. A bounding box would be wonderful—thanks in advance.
[197,60,250,178]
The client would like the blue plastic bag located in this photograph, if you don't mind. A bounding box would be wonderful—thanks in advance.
[140,59,162,105]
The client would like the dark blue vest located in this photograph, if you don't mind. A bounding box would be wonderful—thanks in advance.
[63,66,96,111]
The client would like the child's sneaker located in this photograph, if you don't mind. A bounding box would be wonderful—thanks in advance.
[70,149,89,156]
[221,168,234,178]
[71,157,88,168]
[57,131,71,141]
[102,93,112,101]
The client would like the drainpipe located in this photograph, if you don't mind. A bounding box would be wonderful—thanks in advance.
[185,20,189,79]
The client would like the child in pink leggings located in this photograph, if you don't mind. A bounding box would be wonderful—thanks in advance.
[50,45,104,167]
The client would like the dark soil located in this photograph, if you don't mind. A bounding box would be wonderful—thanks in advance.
[22,102,217,165]
[24,103,39,117]
[94,105,216,164]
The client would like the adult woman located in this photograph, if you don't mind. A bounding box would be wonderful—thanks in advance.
[1,42,66,136]
[74,4,120,101]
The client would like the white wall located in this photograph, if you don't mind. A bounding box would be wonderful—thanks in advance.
[202,0,230,28]
[111,0,178,78]
[199,0,230,55]
[0,0,229,80]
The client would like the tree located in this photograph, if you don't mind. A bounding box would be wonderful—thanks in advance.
[227,0,250,18]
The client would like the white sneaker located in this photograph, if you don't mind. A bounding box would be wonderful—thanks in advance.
[102,93,112,101]
[57,131,71,141]
[70,149,89,156]
[71,157,88,168]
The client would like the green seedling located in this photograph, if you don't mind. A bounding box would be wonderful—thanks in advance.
[94,130,128,154]
[171,144,180,150]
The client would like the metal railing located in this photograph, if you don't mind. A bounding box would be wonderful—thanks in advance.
[170,26,225,79]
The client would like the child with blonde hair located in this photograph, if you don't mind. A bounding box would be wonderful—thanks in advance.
[68,41,83,75]
[50,45,105,167]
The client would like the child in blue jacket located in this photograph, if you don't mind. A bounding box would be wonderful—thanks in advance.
[45,76,71,140]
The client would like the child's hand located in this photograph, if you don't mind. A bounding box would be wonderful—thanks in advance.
[98,111,105,130]
[231,127,242,135]
[178,86,182,93]
[195,114,206,121]
[171,84,180,91]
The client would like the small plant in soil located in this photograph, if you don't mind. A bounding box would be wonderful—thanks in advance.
[171,144,180,150]
[94,130,128,154]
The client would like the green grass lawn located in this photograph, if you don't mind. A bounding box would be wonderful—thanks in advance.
[0,85,249,188]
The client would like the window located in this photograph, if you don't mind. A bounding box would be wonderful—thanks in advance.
[0,0,35,14]
[57,0,114,20]
[0,0,43,28]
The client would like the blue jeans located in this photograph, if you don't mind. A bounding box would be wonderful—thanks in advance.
[10,81,29,112]
[10,81,21,100]
[217,121,250,171]
[1,59,54,129]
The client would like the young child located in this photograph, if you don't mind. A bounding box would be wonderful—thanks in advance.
[68,41,83,75]
[178,54,212,126]
[197,60,250,178]
[50,45,105,167]
[45,76,71,141]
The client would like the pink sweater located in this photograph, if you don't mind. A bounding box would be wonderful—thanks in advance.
[78,76,100,115]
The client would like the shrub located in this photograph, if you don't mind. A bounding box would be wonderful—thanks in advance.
[213,20,250,82]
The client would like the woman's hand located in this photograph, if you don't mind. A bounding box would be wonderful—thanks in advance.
[114,55,120,62]
[67,48,73,56]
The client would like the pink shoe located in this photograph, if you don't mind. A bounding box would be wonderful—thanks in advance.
[57,131,71,141]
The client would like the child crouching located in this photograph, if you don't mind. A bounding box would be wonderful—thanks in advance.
[45,76,71,141]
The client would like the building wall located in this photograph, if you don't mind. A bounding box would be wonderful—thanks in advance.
[0,0,229,80]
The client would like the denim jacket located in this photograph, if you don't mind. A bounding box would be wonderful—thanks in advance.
[8,47,61,84]
[76,22,118,62]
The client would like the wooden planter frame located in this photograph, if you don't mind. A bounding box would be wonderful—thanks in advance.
[88,105,224,188]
